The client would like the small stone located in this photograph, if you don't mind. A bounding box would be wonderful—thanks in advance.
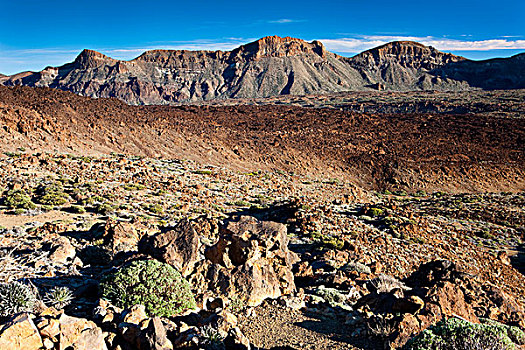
[497,251,511,265]
[43,338,55,349]
[122,304,148,325]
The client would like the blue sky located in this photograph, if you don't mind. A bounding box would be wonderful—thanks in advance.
[1,0,524,74]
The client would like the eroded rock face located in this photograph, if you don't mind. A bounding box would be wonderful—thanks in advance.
[0,313,43,350]
[140,219,200,276]
[103,218,144,257]
[5,36,521,105]
[195,216,299,307]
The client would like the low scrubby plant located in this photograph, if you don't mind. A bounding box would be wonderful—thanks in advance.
[194,169,213,175]
[100,259,196,317]
[320,235,345,250]
[146,203,164,215]
[122,183,146,191]
[4,189,36,210]
[35,183,69,206]
[367,207,384,217]
[200,325,225,348]
[44,286,74,309]
[371,274,410,294]
[40,205,54,212]
[342,261,372,275]
[0,281,36,317]
[405,317,525,350]
[68,205,86,214]
[95,202,116,215]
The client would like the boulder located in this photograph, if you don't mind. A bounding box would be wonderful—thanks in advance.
[48,236,76,264]
[426,281,478,323]
[140,219,200,276]
[103,218,143,256]
[0,313,43,350]
[58,314,107,350]
[198,216,299,307]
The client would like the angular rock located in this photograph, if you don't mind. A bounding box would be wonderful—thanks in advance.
[0,313,44,350]
[199,216,299,307]
[122,304,148,326]
[391,313,421,349]
[139,317,173,350]
[72,326,108,350]
[59,313,106,350]
[103,218,142,256]
[48,236,76,264]
[37,317,60,341]
[392,295,425,315]
[140,219,200,276]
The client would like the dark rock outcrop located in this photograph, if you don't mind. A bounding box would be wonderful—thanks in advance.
[3,36,523,104]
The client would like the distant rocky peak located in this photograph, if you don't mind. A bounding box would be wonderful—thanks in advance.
[349,40,467,70]
[230,36,327,61]
[73,49,114,68]
[361,41,466,61]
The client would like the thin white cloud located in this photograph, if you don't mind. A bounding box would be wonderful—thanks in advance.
[319,35,525,53]
[268,19,305,24]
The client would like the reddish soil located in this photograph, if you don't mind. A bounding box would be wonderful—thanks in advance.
[1,85,524,193]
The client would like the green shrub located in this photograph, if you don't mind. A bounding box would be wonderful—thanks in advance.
[320,235,344,250]
[0,281,36,317]
[4,189,36,209]
[95,202,116,215]
[69,205,86,214]
[368,207,384,217]
[122,183,146,191]
[342,261,371,275]
[405,317,525,350]
[146,203,164,215]
[193,170,213,175]
[100,259,196,317]
[41,205,54,212]
[35,183,69,206]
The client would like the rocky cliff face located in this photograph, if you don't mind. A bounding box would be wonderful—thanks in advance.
[2,36,524,104]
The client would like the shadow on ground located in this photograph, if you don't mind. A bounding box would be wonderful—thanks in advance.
[295,310,383,350]
[510,243,525,275]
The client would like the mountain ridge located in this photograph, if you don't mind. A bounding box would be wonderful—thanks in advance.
[2,36,524,104]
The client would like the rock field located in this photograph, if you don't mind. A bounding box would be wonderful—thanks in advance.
[0,85,524,349]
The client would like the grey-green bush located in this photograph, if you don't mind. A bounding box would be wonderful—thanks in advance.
[404,317,525,350]
[100,259,196,317]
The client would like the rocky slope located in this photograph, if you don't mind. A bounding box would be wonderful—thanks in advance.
[2,36,524,104]
[0,152,523,349]
[1,85,524,194]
